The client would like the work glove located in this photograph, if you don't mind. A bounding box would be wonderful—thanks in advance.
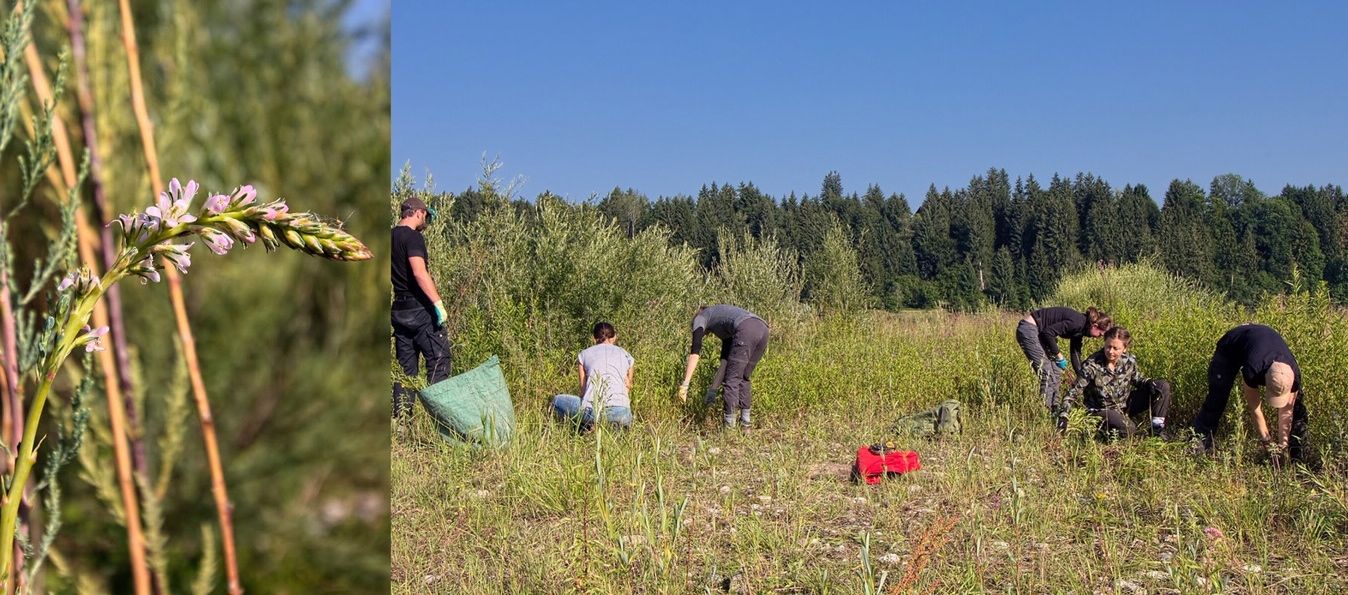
[1055,356,1068,370]
[676,383,689,403]
[433,300,448,327]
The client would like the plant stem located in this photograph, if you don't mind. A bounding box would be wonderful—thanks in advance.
[116,1,242,592]
[18,19,153,595]
[0,260,23,595]
[0,284,103,586]
[66,0,145,479]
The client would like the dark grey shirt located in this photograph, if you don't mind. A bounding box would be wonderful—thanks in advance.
[690,304,762,354]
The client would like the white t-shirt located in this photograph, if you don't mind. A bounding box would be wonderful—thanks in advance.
[578,343,634,410]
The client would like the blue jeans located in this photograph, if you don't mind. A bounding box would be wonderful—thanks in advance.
[550,394,632,430]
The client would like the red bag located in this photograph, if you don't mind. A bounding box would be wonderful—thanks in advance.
[852,446,920,484]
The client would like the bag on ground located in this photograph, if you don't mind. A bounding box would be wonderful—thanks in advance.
[892,399,962,438]
[418,355,515,447]
[851,445,921,484]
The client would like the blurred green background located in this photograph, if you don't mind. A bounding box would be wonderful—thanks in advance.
[6,0,389,591]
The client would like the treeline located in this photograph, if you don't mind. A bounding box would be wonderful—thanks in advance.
[447,169,1346,310]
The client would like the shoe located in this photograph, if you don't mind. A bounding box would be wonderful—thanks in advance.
[1187,433,1214,456]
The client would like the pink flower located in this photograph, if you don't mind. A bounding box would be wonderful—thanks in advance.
[57,270,102,294]
[111,212,156,242]
[145,178,199,228]
[82,325,109,353]
[201,228,235,255]
[1203,527,1224,540]
[204,193,230,214]
[231,184,257,208]
[262,201,289,221]
[58,271,77,292]
[130,255,161,284]
[153,242,194,274]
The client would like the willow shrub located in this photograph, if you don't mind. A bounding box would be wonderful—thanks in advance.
[421,196,824,421]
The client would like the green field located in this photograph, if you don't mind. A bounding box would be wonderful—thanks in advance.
[391,260,1348,592]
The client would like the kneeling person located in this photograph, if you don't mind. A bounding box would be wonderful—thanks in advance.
[551,322,634,431]
[1064,326,1171,439]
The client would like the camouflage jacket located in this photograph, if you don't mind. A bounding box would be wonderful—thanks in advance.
[1064,351,1151,413]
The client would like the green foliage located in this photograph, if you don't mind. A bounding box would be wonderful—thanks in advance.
[803,218,871,313]
[554,165,1348,313]
[0,0,390,591]
[712,231,808,327]
[429,195,705,406]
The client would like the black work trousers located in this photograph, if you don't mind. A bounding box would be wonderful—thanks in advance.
[1093,379,1172,439]
[391,305,451,419]
[1193,353,1309,458]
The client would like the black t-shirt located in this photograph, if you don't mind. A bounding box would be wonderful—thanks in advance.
[391,225,431,308]
[1215,324,1302,391]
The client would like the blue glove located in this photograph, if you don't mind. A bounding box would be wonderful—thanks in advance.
[1055,357,1068,370]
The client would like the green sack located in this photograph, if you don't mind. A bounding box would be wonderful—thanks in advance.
[418,355,515,447]
[892,399,962,439]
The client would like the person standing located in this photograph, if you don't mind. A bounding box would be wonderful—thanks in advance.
[1014,306,1112,427]
[1193,324,1309,462]
[677,304,769,430]
[391,197,451,421]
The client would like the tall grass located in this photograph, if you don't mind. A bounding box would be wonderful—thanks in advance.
[394,202,1348,592]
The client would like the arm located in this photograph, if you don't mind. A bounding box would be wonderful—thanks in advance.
[1038,327,1062,363]
[1274,396,1295,449]
[625,362,634,392]
[408,256,442,303]
[677,323,705,402]
[689,327,706,355]
[1242,389,1272,443]
[577,361,587,398]
[1069,337,1084,376]
[681,353,700,386]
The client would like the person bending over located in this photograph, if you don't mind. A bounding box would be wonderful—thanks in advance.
[1015,306,1111,427]
[677,304,769,430]
[1193,324,1309,462]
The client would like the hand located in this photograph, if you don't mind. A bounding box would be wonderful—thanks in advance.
[1055,357,1068,370]
[433,300,448,327]
[1263,440,1287,466]
[676,383,689,403]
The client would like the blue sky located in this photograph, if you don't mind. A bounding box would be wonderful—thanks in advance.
[344,0,388,79]
[393,2,1347,203]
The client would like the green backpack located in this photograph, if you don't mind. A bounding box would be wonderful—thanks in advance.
[418,355,516,447]
[892,399,962,439]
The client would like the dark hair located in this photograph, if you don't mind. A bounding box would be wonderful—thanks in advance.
[1103,326,1132,347]
[592,321,616,342]
[1085,306,1112,331]
[401,206,420,219]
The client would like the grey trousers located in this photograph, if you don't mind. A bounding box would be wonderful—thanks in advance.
[1015,320,1062,414]
[705,318,770,417]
